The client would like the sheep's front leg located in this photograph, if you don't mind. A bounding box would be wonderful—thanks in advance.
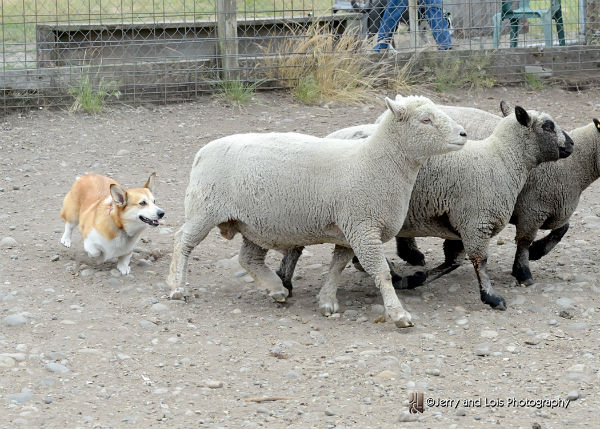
[167,219,213,301]
[349,231,413,328]
[239,237,288,303]
[317,245,355,316]
[528,223,569,261]
[465,240,506,310]
[275,246,304,297]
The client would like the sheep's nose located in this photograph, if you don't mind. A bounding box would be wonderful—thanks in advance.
[157,210,165,219]
[460,131,467,137]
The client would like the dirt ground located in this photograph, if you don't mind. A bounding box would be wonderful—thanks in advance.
[1,85,600,429]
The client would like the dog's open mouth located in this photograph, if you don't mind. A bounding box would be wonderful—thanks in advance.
[139,216,159,227]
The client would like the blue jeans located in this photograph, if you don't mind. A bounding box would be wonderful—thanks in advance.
[374,0,452,50]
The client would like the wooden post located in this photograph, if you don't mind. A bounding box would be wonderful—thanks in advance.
[217,0,238,80]
[408,0,418,48]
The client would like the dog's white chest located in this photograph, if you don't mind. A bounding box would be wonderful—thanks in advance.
[84,228,138,261]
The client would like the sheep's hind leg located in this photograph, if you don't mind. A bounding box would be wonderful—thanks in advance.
[275,246,304,297]
[349,230,413,328]
[317,245,354,316]
[512,234,535,286]
[395,237,426,266]
[351,254,426,290]
[529,223,569,261]
[465,240,506,310]
[239,237,288,303]
[167,218,213,301]
[417,239,465,285]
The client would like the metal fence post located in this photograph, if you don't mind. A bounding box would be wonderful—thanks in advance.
[217,0,239,81]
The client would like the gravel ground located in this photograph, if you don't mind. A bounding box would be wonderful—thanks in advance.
[1,86,600,428]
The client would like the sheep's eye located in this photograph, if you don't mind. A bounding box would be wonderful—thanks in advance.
[139,201,147,206]
[542,120,555,132]
[420,118,432,125]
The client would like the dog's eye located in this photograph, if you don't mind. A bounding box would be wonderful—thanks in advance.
[139,201,147,206]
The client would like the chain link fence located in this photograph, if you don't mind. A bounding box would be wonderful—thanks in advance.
[1,0,599,111]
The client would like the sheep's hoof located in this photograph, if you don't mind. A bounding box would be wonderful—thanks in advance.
[319,302,339,317]
[169,288,190,302]
[269,289,288,303]
[392,313,414,328]
[483,294,506,311]
[518,278,535,287]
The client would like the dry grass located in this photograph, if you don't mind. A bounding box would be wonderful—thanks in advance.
[260,22,394,104]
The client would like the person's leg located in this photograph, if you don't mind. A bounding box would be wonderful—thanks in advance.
[422,0,452,49]
[375,0,409,51]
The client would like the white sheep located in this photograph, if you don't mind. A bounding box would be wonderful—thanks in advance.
[278,106,573,310]
[166,96,467,328]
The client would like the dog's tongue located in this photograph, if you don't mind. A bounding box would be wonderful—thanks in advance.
[152,219,159,226]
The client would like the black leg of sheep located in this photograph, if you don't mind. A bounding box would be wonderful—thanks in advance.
[276,247,304,297]
[512,237,535,286]
[351,255,427,290]
[395,237,426,266]
[529,223,570,261]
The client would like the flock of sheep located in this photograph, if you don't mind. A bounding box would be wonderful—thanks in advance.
[164,95,600,329]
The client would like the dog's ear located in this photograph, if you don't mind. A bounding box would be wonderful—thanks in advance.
[110,184,127,206]
[143,172,156,193]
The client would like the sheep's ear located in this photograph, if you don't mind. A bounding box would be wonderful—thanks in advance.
[385,97,408,120]
[499,100,511,117]
[515,106,531,127]
[593,118,600,133]
[394,94,405,102]
[110,184,127,206]
[143,172,156,192]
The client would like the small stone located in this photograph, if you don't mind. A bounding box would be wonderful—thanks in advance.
[556,297,573,309]
[357,316,369,323]
[107,278,121,286]
[44,397,52,404]
[205,380,223,389]
[7,389,32,404]
[525,337,541,345]
[3,314,27,327]
[231,308,242,314]
[285,370,301,379]
[46,362,69,374]
[425,368,440,376]
[397,412,418,422]
[50,255,60,262]
[474,343,490,356]
[0,355,16,368]
[150,303,169,312]
[480,329,498,338]
[139,319,157,328]
[0,237,18,248]
[116,149,130,156]
[110,269,122,277]
[324,409,335,416]
[234,270,247,278]
[456,318,468,326]
[80,269,94,277]
[375,370,397,379]
[456,407,466,416]
[559,310,573,319]
[566,390,579,401]
[137,259,151,267]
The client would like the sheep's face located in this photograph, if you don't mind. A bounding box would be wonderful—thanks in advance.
[384,97,467,161]
[515,107,574,163]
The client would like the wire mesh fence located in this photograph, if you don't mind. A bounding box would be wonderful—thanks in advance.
[1,0,599,111]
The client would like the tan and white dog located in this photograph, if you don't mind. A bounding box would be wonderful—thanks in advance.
[60,173,165,275]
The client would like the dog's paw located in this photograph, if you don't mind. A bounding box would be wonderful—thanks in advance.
[60,237,71,248]
[117,264,131,276]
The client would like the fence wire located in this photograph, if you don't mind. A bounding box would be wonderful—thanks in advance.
[1,0,599,111]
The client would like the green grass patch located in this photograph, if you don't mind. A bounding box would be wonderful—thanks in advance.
[524,73,545,89]
[293,74,320,104]
[69,71,121,114]
[216,78,262,106]
[431,53,495,92]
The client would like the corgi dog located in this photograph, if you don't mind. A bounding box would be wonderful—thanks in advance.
[60,173,165,275]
